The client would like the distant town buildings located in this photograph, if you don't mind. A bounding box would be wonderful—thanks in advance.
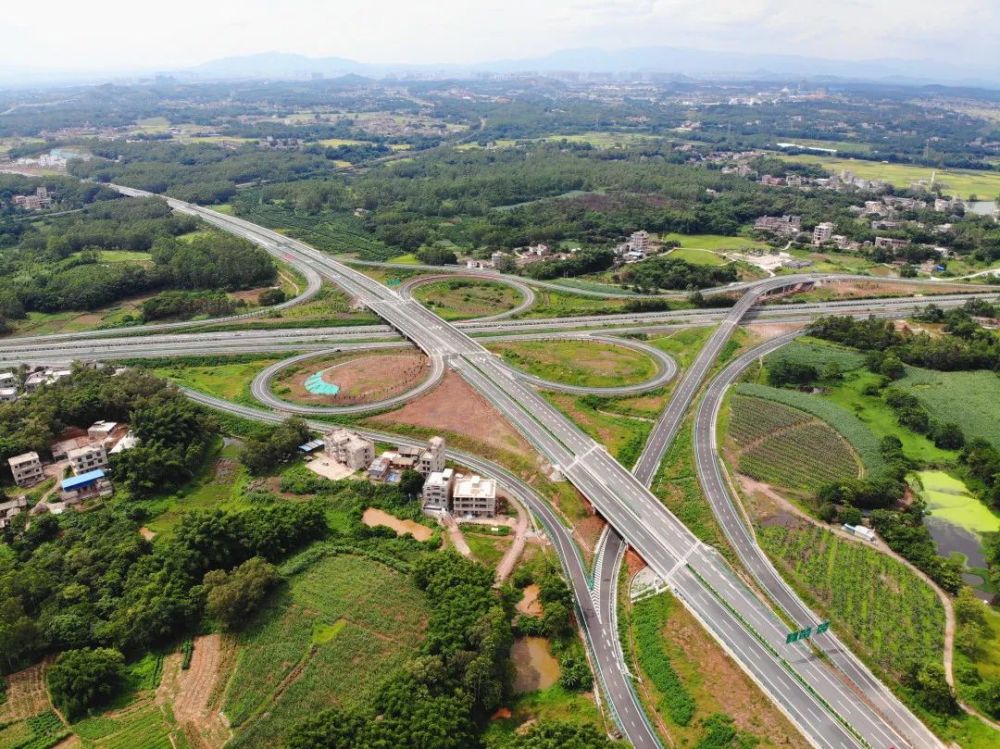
[11,186,52,211]
[754,215,802,237]
[812,222,835,246]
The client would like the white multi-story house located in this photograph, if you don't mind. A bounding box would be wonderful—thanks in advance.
[452,474,498,518]
[8,452,44,487]
[422,468,454,511]
[324,429,375,471]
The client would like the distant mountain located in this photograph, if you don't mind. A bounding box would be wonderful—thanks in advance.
[174,45,1000,89]
[188,51,362,79]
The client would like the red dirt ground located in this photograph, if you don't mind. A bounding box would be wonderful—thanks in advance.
[278,349,428,405]
[365,372,534,458]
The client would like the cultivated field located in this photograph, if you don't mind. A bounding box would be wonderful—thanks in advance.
[759,522,945,681]
[728,395,861,493]
[898,367,1000,450]
[222,552,430,749]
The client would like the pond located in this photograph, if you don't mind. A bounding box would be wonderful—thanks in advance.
[511,636,560,693]
[913,471,1000,597]
[361,507,433,541]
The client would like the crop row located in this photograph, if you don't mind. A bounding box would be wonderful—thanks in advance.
[766,339,866,373]
[760,524,944,677]
[728,395,812,447]
[735,384,888,479]
[739,423,859,491]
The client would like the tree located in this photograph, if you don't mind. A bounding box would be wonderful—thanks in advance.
[766,359,818,388]
[907,661,957,714]
[258,287,286,306]
[512,721,614,748]
[286,708,367,749]
[931,422,965,450]
[47,648,125,721]
[203,557,281,630]
[558,654,593,691]
[399,469,426,498]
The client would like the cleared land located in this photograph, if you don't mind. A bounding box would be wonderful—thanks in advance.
[660,232,769,251]
[365,371,535,460]
[272,349,429,405]
[486,339,658,388]
[412,279,524,320]
[152,358,281,404]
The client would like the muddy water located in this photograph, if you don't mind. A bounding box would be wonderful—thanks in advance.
[362,508,433,541]
[516,584,543,616]
[511,636,560,693]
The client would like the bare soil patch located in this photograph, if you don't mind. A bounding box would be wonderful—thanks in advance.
[624,548,647,576]
[0,662,51,723]
[139,527,157,541]
[157,634,234,749]
[276,349,429,406]
[366,372,534,458]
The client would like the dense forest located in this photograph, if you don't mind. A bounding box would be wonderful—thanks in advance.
[0,196,276,330]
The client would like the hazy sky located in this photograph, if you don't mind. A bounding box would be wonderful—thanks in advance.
[3,0,997,72]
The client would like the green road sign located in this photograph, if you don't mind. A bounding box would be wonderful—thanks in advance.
[786,623,825,644]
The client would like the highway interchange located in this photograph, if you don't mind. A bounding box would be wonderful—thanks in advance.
[6,187,988,749]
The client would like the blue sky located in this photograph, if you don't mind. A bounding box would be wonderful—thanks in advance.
[3,0,997,73]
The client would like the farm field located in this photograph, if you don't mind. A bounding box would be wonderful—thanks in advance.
[222,552,430,749]
[727,394,861,493]
[774,154,1000,199]
[734,384,888,478]
[898,367,1000,450]
[485,338,658,388]
[759,522,945,681]
[539,131,664,148]
[412,278,524,319]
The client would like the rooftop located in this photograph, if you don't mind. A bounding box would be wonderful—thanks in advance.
[61,469,106,491]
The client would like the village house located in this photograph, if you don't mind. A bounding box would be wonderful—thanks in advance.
[8,452,44,488]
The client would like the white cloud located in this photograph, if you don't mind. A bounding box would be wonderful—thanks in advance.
[1,0,996,73]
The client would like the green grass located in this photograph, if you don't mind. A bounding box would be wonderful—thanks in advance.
[96,250,153,264]
[486,339,657,388]
[482,685,605,743]
[544,392,651,468]
[735,383,890,478]
[223,552,429,748]
[911,471,1000,535]
[631,594,695,725]
[386,252,420,264]
[898,367,1000,450]
[150,357,280,404]
[774,154,1000,200]
[519,288,630,318]
[139,441,248,535]
[660,233,769,251]
[464,533,508,568]
[413,279,523,320]
[665,247,729,266]
[760,523,945,679]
